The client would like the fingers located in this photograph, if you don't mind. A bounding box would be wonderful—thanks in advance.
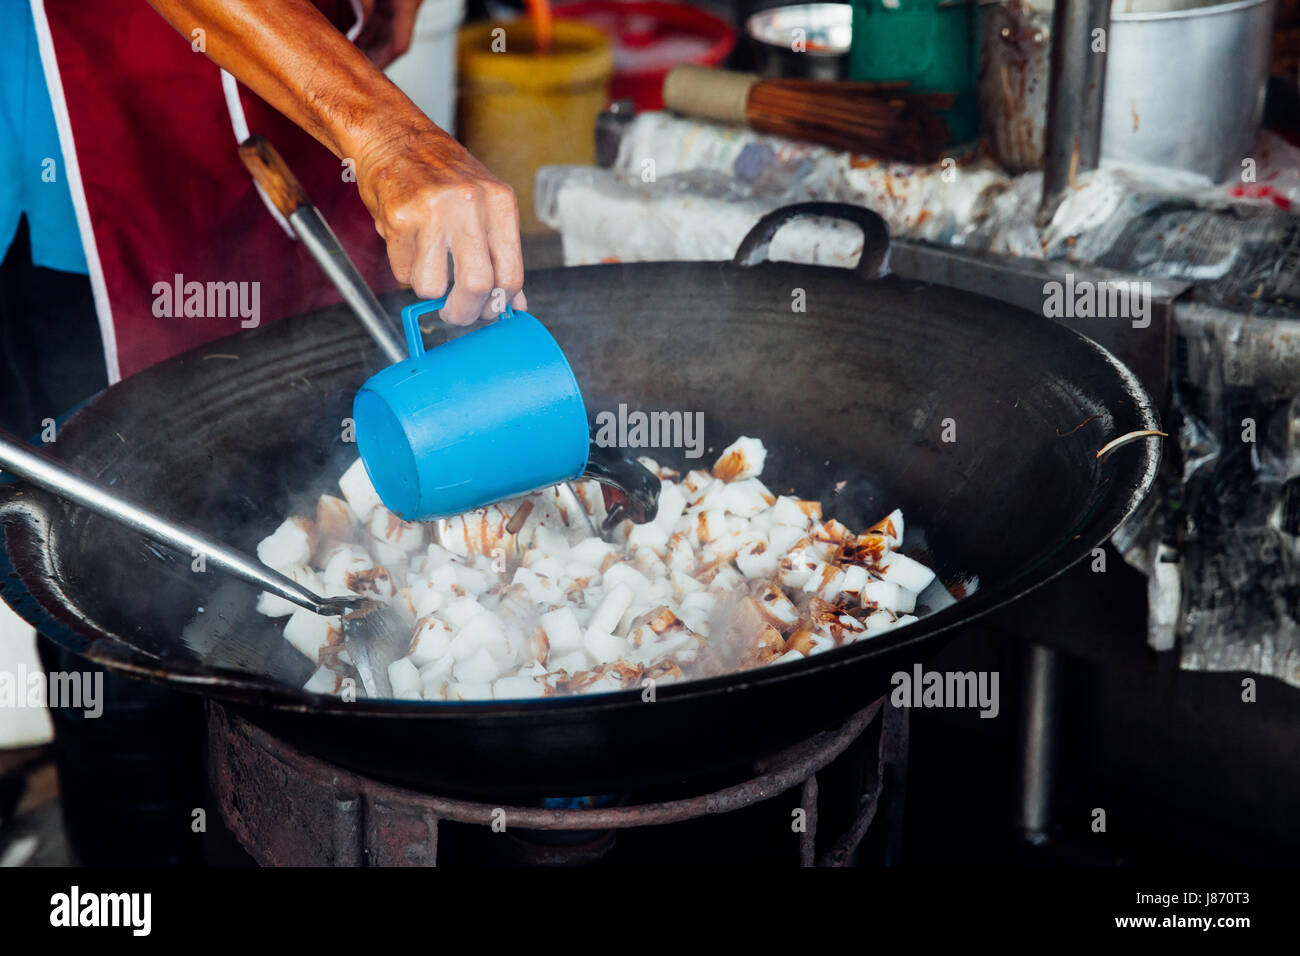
[482,185,524,319]
[442,227,494,325]
[374,166,525,324]
[409,233,450,302]
[384,227,418,288]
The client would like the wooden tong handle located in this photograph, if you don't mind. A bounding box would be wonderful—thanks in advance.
[237,135,311,218]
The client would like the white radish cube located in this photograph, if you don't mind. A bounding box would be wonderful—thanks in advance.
[589,583,635,635]
[771,496,812,529]
[315,495,354,544]
[719,478,775,517]
[756,585,799,630]
[493,675,547,700]
[455,564,493,596]
[282,608,341,661]
[338,458,383,522]
[322,547,372,596]
[778,538,820,589]
[448,681,494,701]
[681,469,714,496]
[712,436,767,481]
[862,609,899,634]
[424,543,456,570]
[602,563,652,598]
[419,653,455,685]
[511,565,562,605]
[671,570,704,601]
[769,523,806,557]
[868,509,904,547]
[877,552,935,593]
[427,563,459,595]
[370,539,407,573]
[584,628,629,665]
[568,536,616,567]
[549,650,591,674]
[532,525,571,559]
[303,666,341,694]
[707,565,744,594]
[387,657,424,700]
[736,537,779,579]
[666,534,697,574]
[627,522,668,554]
[691,509,728,545]
[256,517,313,571]
[860,579,914,614]
[678,591,717,634]
[442,595,486,629]
[652,482,687,532]
[408,616,455,665]
[407,580,445,619]
[540,607,584,653]
[367,506,424,553]
[835,565,871,602]
[454,645,502,684]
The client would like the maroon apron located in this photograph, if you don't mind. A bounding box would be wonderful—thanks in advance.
[37,0,396,380]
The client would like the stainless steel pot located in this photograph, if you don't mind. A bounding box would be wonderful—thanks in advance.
[981,0,1275,183]
[746,2,853,80]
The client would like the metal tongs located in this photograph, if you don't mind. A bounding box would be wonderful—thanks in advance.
[0,429,407,696]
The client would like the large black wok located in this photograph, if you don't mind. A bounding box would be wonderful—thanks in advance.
[0,206,1159,797]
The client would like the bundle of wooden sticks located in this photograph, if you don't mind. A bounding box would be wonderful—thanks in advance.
[663,67,954,164]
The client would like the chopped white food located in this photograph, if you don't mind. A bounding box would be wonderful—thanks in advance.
[712,436,767,482]
[287,438,946,700]
[338,458,383,522]
[283,608,342,662]
[257,517,314,572]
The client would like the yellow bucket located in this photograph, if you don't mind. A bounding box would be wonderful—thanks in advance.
[457,20,613,233]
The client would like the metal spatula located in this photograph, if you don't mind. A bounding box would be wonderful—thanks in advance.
[0,429,406,698]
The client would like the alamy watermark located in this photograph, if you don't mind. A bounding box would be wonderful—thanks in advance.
[593,403,705,459]
[0,666,103,718]
[152,273,260,328]
[890,664,999,718]
[50,886,150,936]
[1042,273,1152,329]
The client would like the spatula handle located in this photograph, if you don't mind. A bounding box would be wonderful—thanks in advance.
[237,135,406,364]
[0,430,343,616]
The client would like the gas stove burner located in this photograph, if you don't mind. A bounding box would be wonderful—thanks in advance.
[207,697,904,867]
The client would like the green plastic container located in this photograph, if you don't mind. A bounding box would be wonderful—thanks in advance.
[847,0,979,147]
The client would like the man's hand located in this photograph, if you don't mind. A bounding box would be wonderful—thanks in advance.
[358,124,526,324]
[148,0,525,325]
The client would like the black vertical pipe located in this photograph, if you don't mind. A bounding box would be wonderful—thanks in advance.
[1041,0,1111,219]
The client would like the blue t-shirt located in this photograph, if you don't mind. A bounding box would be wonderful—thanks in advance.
[1,0,88,274]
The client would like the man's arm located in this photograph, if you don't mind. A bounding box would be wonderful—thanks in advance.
[148,0,524,325]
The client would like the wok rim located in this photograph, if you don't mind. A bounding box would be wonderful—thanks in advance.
[0,271,1162,720]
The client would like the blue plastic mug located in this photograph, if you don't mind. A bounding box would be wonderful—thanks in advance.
[352,297,591,521]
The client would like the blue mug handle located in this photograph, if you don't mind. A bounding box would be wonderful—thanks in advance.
[400,296,516,359]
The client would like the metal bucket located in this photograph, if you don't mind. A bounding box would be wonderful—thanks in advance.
[981,0,1275,183]
[1103,0,1274,183]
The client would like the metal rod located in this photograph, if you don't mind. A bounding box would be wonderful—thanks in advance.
[289,207,406,364]
[1041,0,1111,219]
[0,430,346,616]
[1015,643,1064,839]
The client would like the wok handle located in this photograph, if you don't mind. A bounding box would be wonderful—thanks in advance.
[732,202,890,280]
[0,430,347,617]
[237,136,406,364]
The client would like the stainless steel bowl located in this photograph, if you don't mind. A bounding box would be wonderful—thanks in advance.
[745,2,853,80]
